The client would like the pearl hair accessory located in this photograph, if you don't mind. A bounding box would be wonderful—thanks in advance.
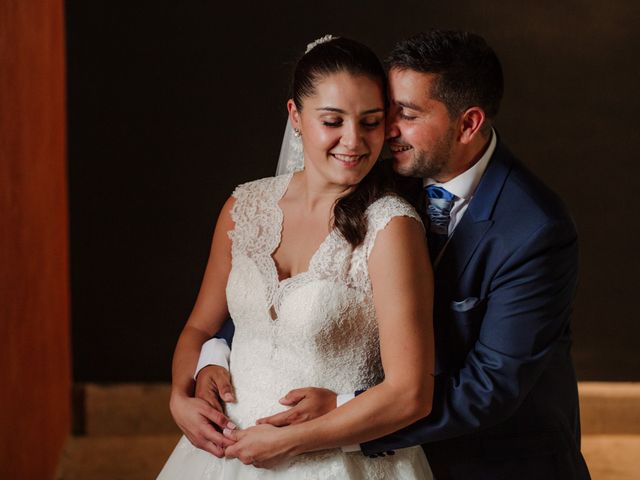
[305,34,338,54]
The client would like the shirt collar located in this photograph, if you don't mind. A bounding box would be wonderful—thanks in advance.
[425,129,497,201]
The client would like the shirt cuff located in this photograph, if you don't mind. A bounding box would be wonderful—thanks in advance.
[337,393,362,453]
[193,338,230,379]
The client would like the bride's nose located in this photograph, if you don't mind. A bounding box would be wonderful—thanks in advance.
[340,123,362,150]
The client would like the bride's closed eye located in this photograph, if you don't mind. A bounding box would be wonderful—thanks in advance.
[361,117,383,128]
[321,118,383,128]
[322,118,342,127]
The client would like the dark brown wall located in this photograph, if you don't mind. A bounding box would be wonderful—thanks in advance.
[65,1,640,381]
[0,1,70,477]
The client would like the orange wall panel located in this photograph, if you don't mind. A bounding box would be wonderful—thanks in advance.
[0,1,70,478]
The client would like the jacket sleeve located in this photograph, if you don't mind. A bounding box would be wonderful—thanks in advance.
[215,316,235,346]
[362,218,579,454]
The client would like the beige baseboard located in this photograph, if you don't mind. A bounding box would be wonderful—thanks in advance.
[579,382,640,434]
[76,383,178,436]
[61,382,640,480]
[74,382,640,436]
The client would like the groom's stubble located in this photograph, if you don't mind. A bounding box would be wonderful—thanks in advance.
[392,124,457,181]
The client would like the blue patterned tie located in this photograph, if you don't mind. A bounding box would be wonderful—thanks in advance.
[425,185,456,260]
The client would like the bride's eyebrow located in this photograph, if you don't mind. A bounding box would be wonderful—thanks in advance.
[316,107,345,113]
[315,107,384,114]
[360,108,384,115]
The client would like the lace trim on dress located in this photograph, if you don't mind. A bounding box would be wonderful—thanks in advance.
[228,174,292,318]
[228,177,423,319]
[348,195,425,294]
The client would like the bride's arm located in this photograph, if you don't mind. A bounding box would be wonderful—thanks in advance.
[169,196,238,456]
[225,215,434,465]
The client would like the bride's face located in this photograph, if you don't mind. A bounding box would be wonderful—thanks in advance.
[290,71,385,188]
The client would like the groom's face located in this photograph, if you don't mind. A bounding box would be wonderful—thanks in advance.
[386,68,458,182]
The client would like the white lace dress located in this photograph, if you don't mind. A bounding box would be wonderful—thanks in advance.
[157,174,432,479]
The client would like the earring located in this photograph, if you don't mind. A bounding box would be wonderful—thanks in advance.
[293,128,301,138]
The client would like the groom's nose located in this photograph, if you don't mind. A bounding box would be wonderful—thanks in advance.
[386,117,400,140]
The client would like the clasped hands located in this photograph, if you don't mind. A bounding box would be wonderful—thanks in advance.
[171,365,337,468]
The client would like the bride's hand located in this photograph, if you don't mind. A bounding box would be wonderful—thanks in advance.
[223,424,297,469]
[256,387,337,426]
[169,393,237,457]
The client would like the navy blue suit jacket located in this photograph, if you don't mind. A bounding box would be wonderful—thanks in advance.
[362,142,590,479]
[216,142,590,479]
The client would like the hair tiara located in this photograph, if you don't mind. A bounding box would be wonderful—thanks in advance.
[305,34,339,54]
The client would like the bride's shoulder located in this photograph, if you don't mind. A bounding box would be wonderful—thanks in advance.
[363,194,424,237]
[358,194,424,256]
[231,174,290,200]
[366,194,420,221]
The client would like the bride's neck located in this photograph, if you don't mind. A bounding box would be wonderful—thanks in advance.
[289,170,353,213]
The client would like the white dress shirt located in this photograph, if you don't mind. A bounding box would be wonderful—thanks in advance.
[426,129,496,235]
[424,131,496,267]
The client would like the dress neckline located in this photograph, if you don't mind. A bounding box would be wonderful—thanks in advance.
[268,172,335,287]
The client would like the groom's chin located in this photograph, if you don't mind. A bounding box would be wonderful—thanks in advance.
[391,156,418,178]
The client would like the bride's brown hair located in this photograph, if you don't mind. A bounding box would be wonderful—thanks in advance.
[292,37,397,248]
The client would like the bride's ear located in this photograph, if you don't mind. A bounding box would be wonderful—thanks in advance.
[287,99,301,130]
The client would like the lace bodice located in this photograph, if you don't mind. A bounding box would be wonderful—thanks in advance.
[226,174,422,421]
[158,174,431,479]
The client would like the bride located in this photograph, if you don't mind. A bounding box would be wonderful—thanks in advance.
[158,36,434,479]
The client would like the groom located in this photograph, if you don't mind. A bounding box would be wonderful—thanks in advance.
[188,30,590,479]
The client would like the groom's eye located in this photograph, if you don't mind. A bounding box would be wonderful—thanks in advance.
[399,112,417,121]
[396,107,417,121]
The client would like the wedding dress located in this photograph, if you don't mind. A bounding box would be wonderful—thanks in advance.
[158,173,432,479]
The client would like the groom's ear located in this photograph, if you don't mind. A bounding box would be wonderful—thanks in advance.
[458,106,486,145]
[287,99,301,129]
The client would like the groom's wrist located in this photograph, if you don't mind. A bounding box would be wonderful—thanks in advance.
[194,338,230,379]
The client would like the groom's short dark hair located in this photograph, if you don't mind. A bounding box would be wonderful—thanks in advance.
[387,30,503,124]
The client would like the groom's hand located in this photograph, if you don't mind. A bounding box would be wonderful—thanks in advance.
[195,364,236,406]
[256,387,337,427]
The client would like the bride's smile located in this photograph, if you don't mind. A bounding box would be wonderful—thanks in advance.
[330,152,369,167]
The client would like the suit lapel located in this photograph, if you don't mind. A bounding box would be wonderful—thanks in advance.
[437,217,492,284]
[436,142,514,283]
